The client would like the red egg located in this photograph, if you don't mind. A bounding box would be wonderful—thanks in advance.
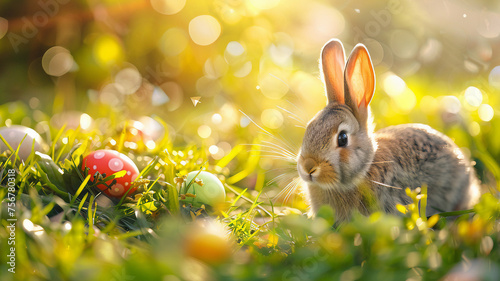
[82,150,140,197]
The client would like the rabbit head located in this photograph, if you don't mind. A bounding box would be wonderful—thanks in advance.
[298,39,377,192]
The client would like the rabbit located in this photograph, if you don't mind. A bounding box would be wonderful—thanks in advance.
[297,39,481,222]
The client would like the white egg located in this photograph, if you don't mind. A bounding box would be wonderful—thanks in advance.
[0,125,43,161]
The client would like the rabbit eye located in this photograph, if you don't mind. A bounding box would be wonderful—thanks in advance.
[337,131,348,147]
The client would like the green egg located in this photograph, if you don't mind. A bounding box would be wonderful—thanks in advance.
[184,171,226,206]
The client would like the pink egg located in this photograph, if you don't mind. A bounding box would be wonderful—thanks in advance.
[82,150,139,197]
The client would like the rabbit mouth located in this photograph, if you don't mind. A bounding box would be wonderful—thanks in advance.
[297,158,338,187]
[298,166,320,182]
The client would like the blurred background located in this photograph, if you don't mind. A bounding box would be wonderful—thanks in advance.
[0,0,499,190]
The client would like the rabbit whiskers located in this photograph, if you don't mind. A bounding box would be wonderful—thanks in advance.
[240,108,307,206]
[273,177,302,205]
[369,180,402,190]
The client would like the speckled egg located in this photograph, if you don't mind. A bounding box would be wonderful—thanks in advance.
[82,150,140,197]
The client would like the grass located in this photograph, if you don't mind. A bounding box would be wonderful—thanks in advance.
[0,106,499,281]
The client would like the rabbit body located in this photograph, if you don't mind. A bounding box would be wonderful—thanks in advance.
[305,121,479,222]
[298,39,480,222]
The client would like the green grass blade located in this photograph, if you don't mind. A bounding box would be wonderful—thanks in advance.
[77,193,89,214]
[136,156,159,180]
[167,182,179,214]
[51,124,67,159]
[420,185,427,220]
[216,144,243,169]
[117,122,127,153]
[0,132,14,152]
[71,175,91,205]
[87,194,96,239]
[437,209,475,217]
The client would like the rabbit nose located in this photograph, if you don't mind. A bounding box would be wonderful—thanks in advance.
[303,158,318,176]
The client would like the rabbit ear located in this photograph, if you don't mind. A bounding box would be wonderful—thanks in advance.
[344,44,375,121]
[321,39,346,104]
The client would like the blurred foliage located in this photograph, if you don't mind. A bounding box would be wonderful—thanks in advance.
[1,0,500,280]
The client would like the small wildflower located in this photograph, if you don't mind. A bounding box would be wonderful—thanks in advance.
[130,178,150,188]
[174,176,186,184]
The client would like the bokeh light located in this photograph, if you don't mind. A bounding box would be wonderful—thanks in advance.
[42,46,74,77]
[393,88,417,113]
[469,121,480,136]
[291,71,324,104]
[100,83,124,106]
[152,86,170,106]
[160,81,183,111]
[29,97,40,109]
[189,15,222,46]
[476,12,500,38]
[233,62,252,78]
[478,104,494,122]
[93,35,124,67]
[219,5,242,24]
[383,74,406,97]
[218,142,231,155]
[212,113,222,124]
[51,111,86,129]
[139,116,165,141]
[261,109,283,129]
[115,67,142,95]
[209,144,225,160]
[258,74,289,100]
[270,33,294,66]
[198,125,212,138]
[146,140,156,150]
[80,113,93,130]
[209,145,219,154]
[204,56,228,79]
[225,41,245,57]
[150,0,186,15]
[160,28,188,56]
[441,96,461,114]
[419,38,442,63]
[464,86,483,108]
[240,116,251,127]
[489,66,500,88]
[298,3,345,43]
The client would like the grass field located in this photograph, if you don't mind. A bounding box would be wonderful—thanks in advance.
[1,104,499,280]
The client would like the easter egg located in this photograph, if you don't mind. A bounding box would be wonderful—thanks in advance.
[82,150,140,197]
[183,220,233,265]
[0,125,43,161]
[184,171,226,206]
